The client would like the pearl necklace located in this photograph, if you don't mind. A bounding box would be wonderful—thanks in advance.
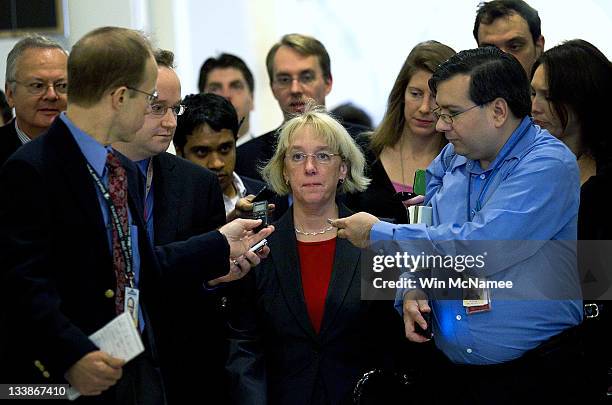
[294,225,334,236]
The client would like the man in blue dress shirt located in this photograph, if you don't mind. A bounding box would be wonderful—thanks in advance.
[332,47,585,403]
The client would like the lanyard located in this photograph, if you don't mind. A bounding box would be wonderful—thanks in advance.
[86,163,134,286]
[466,122,530,220]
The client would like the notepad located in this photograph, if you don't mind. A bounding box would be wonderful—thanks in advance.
[67,312,144,400]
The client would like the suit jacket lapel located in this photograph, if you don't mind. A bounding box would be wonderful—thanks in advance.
[48,120,111,263]
[319,205,361,338]
[152,154,179,245]
[270,208,318,340]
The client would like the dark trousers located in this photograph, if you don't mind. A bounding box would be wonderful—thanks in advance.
[582,301,611,403]
[423,326,589,405]
[113,350,166,405]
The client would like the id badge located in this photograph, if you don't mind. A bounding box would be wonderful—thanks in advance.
[124,287,140,328]
[462,276,491,314]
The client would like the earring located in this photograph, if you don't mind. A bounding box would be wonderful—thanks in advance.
[338,178,345,186]
[285,178,289,185]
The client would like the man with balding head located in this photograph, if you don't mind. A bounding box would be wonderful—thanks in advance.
[0,27,271,404]
[0,34,67,166]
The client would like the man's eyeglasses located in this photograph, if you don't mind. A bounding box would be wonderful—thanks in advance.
[286,151,340,165]
[149,103,186,117]
[10,80,68,96]
[126,86,158,104]
[273,72,316,89]
[433,104,481,125]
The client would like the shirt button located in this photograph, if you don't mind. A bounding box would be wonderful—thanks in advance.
[471,210,476,216]
[105,289,115,298]
[456,315,462,321]
[466,348,473,354]
[480,174,486,179]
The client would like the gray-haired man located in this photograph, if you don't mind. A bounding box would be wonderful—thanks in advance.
[1,34,67,166]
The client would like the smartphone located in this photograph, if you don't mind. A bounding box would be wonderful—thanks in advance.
[414,311,433,339]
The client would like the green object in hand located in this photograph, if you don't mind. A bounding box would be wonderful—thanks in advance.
[413,169,426,196]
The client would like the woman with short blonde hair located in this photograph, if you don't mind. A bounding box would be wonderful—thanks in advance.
[228,106,402,405]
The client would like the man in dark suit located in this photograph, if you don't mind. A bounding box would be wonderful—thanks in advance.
[0,27,272,404]
[1,34,67,167]
[113,49,233,404]
[235,33,368,183]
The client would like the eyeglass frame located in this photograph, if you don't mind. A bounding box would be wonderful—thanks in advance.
[272,71,318,89]
[149,103,186,117]
[126,86,158,104]
[8,79,68,96]
[432,104,482,125]
[285,151,342,165]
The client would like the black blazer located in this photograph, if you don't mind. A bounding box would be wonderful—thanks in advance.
[152,152,226,245]
[241,174,266,196]
[150,152,230,404]
[226,205,404,405]
[0,119,22,168]
[235,127,279,182]
[345,158,409,224]
[0,119,229,402]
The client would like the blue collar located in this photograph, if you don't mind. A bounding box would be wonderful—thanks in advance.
[448,116,534,175]
[60,112,111,177]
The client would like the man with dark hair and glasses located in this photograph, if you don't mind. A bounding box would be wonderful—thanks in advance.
[113,49,237,405]
[333,47,585,403]
[1,34,67,166]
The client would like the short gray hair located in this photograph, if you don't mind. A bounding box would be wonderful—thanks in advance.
[5,34,66,88]
[261,105,370,196]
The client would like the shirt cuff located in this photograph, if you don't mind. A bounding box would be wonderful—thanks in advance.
[370,221,397,241]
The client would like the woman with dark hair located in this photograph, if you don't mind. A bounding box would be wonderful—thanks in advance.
[531,38,612,401]
[347,41,455,224]
[531,39,612,238]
